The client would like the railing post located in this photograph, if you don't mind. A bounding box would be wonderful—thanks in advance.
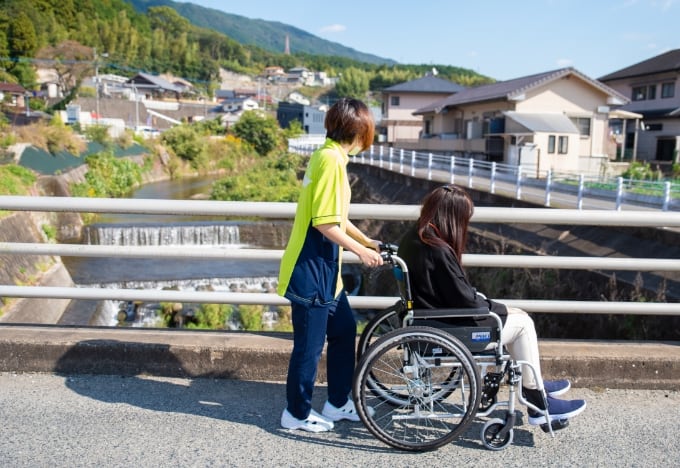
[616,177,624,211]
[663,181,671,211]
[467,158,474,188]
[427,153,433,180]
[411,151,416,177]
[545,170,552,207]
[379,145,384,168]
[388,147,393,171]
[515,166,522,200]
[490,162,497,194]
[364,145,370,164]
[450,156,456,184]
[399,149,404,174]
[577,174,584,210]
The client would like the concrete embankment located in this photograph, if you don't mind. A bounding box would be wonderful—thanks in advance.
[0,325,678,390]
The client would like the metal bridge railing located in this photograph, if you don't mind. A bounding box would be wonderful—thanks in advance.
[289,140,680,212]
[1,195,680,317]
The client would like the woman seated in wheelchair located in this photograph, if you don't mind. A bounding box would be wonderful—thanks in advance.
[397,184,586,426]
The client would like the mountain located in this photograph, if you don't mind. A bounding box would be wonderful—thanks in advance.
[127,0,397,65]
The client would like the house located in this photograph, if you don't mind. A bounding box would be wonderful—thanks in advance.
[222,96,258,113]
[412,68,630,175]
[263,66,285,80]
[599,49,680,164]
[379,74,466,144]
[126,73,184,100]
[286,91,310,106]
[0,82,27,107]
[276,102,325,135]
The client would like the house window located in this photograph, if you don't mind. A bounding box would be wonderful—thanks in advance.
[548,135,556,154]
[661,82,675,98]
[570,117,591,136]
[648,85,656,100]
[558,136,568,154]
[390,96,400,106]
[646,123,663,131]
[632,86,647,101]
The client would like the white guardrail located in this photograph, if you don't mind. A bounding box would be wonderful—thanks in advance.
[290,140,680,212]
[1,196,680,316]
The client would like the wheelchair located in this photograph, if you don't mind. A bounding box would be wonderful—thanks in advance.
[352,244,568,452]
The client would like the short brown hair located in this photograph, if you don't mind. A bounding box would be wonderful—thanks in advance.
[325,98,375,151]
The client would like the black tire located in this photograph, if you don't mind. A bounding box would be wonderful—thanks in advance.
[353,326,481,452]
[481,418,513,450]
[357,304,404,360]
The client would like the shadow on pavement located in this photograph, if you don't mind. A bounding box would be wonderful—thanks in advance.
[54,339,541,453]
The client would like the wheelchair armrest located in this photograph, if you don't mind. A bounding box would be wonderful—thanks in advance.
[413,307,490,319]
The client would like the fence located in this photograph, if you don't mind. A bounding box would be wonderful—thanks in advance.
[289,139,680,212]
[1,195,680,321]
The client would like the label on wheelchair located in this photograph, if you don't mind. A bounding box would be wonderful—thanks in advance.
[413,318,495,353]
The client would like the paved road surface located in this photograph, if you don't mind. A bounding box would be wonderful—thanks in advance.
[1,373,678,467]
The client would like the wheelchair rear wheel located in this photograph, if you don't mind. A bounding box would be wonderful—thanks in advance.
[357,304,403,359]
[353,326,481,452]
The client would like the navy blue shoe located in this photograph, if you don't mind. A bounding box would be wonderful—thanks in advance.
[543,379,571,397]
[528,397,586,425]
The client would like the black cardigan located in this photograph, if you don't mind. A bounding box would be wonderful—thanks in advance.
[397,225,508,324]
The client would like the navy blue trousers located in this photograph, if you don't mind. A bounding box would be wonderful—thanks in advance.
[286,292,356,420]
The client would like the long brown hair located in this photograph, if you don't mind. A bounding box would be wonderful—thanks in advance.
[416,184,474,261]
[324,98,375,150]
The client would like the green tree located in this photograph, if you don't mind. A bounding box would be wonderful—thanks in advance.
[8,11,38,58]
[231,110,282,156]
[160,124,207,166]
[335,67,370,99]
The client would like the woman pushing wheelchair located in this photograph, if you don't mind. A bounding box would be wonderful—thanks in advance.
[397,184,586,426]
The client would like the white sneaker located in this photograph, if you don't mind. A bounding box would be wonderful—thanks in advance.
[281,409,334,432]
[321,399,375,422]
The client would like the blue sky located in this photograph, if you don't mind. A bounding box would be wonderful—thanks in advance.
[188,0,679,81]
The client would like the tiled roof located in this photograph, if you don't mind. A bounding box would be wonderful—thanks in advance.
[384,75,466,94]
[599,49,680,81]
[415,68,628,114]
[128,73,183,93]
[0,82,26,94]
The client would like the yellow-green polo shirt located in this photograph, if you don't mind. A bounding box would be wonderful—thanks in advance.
[277,138,351,305]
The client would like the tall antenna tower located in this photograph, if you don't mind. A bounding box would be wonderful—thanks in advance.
[284,34,290,55]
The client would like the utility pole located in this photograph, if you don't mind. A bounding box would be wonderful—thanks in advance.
[94,48,108,125]
[94,48,99,124]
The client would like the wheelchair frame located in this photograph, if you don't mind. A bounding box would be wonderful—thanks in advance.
[352,244,565,452]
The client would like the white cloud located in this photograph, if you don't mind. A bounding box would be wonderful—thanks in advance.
[319,24,346,34]
[556,58,574,67]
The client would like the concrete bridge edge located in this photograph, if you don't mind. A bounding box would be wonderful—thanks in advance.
[0,326,678,390]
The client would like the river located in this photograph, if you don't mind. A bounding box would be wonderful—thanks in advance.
[60,175,285,327]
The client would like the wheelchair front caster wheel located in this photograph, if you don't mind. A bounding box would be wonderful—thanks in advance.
[481,418,513,451]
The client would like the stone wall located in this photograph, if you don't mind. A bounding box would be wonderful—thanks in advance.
[0,211,74,324]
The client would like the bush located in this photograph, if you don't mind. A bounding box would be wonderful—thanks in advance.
[70,152,144,198]
[160,124,207,166]
[187,303,233,329]
[210,152,303,202]
[238,304,264,331]
[622,161,656,181]
[84,124,111,146]
[231,110,282,156]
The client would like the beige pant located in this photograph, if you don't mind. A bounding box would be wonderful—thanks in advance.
[500,307,543,389]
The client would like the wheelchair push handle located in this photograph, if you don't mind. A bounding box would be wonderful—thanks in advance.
[378,242,399,261]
